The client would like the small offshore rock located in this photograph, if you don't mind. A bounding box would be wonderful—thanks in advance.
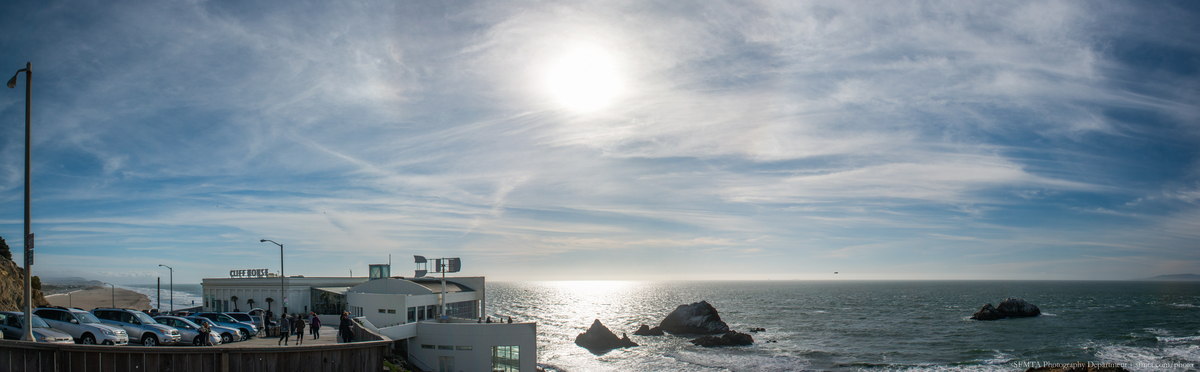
[971,303,1004,320]
[659,300,730,334]
[633,324,664,336]
[690,331,754,347]
[575,319,638,352]
[748,327,766,333]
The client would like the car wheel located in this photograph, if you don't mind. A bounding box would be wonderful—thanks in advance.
[80,334,96,344]
[222,332,233,344]
[239,329,248,341]
[193,336,204,346]
[142,334,159,346]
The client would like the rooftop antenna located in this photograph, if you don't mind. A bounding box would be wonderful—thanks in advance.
[413,255,461,321]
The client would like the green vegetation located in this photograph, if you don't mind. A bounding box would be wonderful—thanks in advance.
[0,236,10,261]
[31,275,40,291]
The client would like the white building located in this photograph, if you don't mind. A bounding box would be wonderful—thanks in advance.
[202,264,536,372]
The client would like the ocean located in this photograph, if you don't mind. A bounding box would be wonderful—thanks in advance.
[485,281,1200,372]
[121,283,204,311]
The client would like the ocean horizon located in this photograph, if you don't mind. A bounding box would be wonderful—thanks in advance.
[485,280,1200,372]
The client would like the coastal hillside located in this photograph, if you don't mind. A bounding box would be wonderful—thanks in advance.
[0,257,52,312]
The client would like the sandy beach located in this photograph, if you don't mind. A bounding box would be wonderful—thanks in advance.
[45,287,151,311]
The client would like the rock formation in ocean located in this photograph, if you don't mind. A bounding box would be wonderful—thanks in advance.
[658,300,730,334]
[575,319,638,352]
[996,297,1041,317]
[690,331,754,347]
[0,256,52,312]
[633,324,664,336]
[971,297,1041,320]
[1024,362,1129,372]
[971,303,1004,320]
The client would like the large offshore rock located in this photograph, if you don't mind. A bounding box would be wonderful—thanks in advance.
[658,300,730,334]
[575,319,637,352]
[690,331,754,347]
[633,324,664,336]
[996,298,1041,318]
[971,298,1041,320]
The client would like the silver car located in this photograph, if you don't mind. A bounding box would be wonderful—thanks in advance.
[184,316,242,344]
[0,311,74,343]
[34,307,128,345]
[92,308,182,346]
[193,312,257,341]
[154,316,221,346]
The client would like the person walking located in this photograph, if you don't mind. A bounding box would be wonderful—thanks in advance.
[294,314,306,345]
[338,311,353,343]
[277,314,291,346]
[310,312,322,340]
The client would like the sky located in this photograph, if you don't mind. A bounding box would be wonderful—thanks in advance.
[1,0,1198,284]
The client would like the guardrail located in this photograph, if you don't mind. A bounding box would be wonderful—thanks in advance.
[0,339,390,372]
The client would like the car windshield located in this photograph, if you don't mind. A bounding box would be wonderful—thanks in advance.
[229,313,252,322]
[191,318,214,326]
[174,318,199,328]
[18,315,51,328]
[133,312,158,325]
[217,314,236,323]
[75,312,102,324]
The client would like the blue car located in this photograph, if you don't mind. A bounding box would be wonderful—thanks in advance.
[192,312,257,341]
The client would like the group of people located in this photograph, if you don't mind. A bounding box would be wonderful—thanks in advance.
[275,311,356,346]
[277,312,323,345]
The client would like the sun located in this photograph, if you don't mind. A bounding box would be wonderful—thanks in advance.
[543,45,621,112]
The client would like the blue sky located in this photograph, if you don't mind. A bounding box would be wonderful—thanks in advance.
[1,0,1198,284]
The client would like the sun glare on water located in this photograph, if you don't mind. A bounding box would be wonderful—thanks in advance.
[543,45,621,112]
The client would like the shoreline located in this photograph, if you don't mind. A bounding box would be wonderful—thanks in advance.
[45,287,151,310]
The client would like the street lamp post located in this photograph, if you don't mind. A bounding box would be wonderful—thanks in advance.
[159,264,173,313]
[260,239,284,314]
[8,62,33,342]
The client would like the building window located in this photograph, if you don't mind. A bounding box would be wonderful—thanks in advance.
[417,306,426,321]
[407,307,416,323]
[388,309,396,314]
[425,306,436,320]
[491,346,519,372]
[456,346,472,351]
[437,345,453,350]
[421,344,434,349]
[379,309,386,313]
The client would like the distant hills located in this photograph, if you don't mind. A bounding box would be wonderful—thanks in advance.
[1136,273,1200,281]
[42,277,105,286]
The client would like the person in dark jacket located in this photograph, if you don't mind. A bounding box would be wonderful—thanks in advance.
[338,311,353,343]
[310,312,322,339]
[293,314,306,345]
[277,314,291,346]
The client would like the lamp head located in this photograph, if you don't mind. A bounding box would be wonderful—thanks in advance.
[260,239,267,242]
[6,75,15,89]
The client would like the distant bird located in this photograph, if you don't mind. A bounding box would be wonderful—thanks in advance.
[834,272,839,274]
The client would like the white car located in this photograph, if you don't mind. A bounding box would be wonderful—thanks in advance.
[34,307,128,345]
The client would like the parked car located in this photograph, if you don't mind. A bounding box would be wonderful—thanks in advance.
[193,312,257,341]
[33,307,128,345]
[0,311,74,343]
[153,316,221,346]
[245,308,267,330]
[91,308,182,346]
[183,316,243,344]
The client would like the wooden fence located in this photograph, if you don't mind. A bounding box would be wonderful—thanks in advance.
[0,339,391,372]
